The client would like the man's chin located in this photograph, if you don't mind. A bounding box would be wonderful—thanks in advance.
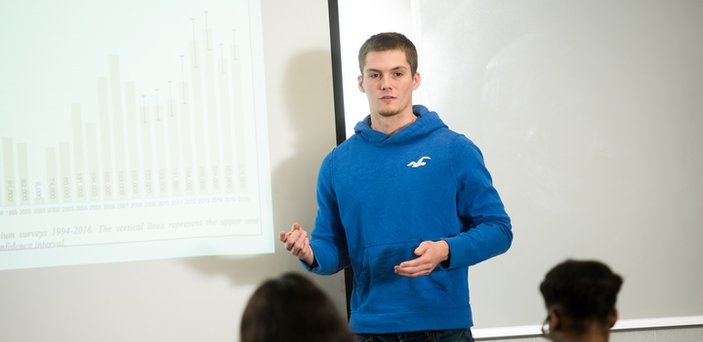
[378,109,400,117]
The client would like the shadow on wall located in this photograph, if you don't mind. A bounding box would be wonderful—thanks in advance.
[180,49,338,287]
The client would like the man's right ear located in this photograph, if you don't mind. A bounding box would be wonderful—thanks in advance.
[357,75,365,93]
[547,306,563,333]
[608,308,619,328]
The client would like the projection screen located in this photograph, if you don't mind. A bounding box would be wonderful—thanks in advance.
[0,0,274,270]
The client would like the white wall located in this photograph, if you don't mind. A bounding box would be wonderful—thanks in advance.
[336,0,703,335]
[0,0,345,341]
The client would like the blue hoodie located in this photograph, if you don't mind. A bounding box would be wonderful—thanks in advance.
[306,105,513,333]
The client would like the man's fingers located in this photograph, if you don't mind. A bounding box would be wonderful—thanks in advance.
[279,223,316,264]
[291,238,308,255]
[395,252,435,277]
[286,235,301,251]
[394,263,431,277]
[414,241,430,256]
[284,228,309,255]
[278,223,315,265]
[281,223,303,241]
[281,224,306,243]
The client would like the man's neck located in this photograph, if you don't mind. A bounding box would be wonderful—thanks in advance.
[554,327,610,342]
[371,111,416,136]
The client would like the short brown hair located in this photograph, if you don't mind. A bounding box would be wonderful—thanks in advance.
[240,272,355,342]
[358,32,418,75]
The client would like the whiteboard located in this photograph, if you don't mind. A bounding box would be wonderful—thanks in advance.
[332,0,703,334]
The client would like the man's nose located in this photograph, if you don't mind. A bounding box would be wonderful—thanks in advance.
[380,75,391,90]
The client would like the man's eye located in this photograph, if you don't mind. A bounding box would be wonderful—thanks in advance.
[394,72,403,77]
[369,73,379,78]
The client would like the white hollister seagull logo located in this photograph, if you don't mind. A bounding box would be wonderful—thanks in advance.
[407,156,431,168]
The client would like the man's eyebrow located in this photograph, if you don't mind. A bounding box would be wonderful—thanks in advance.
[364,66,409,73]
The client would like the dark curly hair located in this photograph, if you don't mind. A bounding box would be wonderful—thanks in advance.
[240,272,355,342]
[540,260,623,330]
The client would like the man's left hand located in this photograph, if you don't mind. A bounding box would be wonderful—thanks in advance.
[394,240,449,277]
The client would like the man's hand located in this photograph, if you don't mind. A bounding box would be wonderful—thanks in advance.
[279,223,315,266]
[394,240,449,277]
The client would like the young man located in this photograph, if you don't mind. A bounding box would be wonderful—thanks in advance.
[540,260,623,342]
[280,32,512,341]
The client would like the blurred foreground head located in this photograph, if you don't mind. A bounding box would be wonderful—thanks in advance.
[240,272,355,342]
[540,260,623,342]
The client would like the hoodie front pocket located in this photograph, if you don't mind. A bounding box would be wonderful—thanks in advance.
[355,241,455,313]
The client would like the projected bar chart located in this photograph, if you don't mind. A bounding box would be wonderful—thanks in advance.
[3,42,249,203]
[0,1,273,270]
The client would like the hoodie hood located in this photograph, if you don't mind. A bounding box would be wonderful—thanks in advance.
[352,104,448,144]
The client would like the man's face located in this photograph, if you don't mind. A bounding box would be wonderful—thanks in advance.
[358,49,420,118]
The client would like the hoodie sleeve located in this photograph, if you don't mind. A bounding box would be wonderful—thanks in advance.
[442,135,513,269]
[304,151,350,275]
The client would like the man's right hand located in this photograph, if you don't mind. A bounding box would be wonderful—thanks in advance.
[279,223,315,266]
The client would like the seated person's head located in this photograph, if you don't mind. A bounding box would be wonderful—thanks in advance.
[240,272,354,342]
[539,260,623,341]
